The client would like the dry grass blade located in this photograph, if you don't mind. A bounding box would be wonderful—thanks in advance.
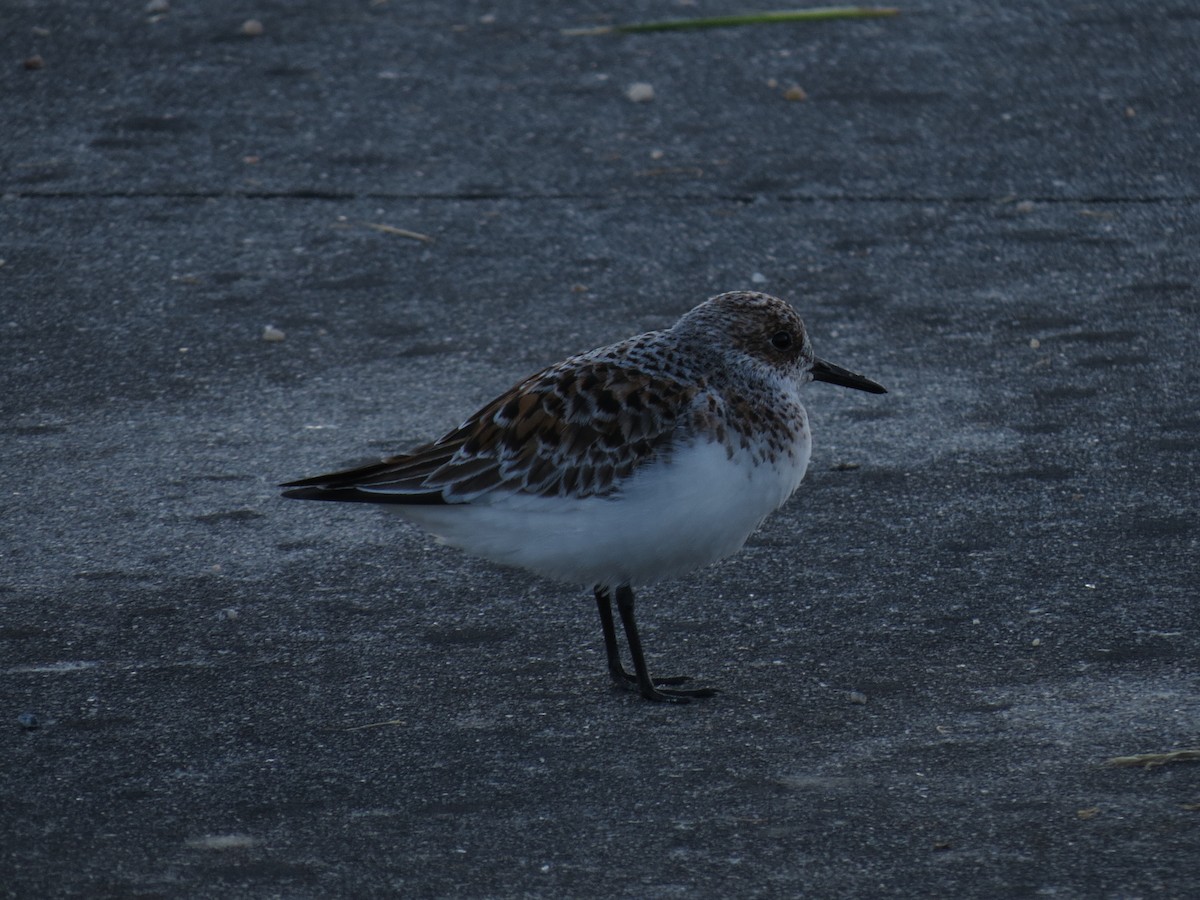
[361,222,434,243]
[564,6,900,36]
[1103,749,1200,769]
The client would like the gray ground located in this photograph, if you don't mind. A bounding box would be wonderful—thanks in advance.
[3,1,1198,897]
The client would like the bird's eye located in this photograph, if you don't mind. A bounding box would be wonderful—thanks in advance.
[770,330,793,350]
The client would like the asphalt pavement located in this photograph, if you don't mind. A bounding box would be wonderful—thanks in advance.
[3,2,1198,897]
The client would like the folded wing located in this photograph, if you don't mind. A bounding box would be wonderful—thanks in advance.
[281,359,701,505]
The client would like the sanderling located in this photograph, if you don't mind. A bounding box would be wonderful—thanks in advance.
[282,291,885,703]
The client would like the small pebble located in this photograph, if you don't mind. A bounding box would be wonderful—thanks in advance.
[848,691,869,705]
[240,19,264,37]
[625,82,654,103]
[262,324,285,342]
[783,85,808,102]
[146,0,170,12]
[23,55,45,70]
[18,712,40,730]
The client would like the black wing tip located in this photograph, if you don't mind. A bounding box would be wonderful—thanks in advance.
[279,484,332,500]
[279,453,457,505]
[279,466,373,490]
[278,475,354,499]
[279,481,450,505]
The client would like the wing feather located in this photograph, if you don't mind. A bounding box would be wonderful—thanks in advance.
[280,359,702,506]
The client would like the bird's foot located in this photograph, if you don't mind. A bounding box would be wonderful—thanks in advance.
[642,685,718,703]
[609,669,718,702]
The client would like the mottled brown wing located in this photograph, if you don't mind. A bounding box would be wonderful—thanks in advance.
[280,359,701,504]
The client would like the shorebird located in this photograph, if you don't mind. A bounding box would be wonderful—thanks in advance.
[283,291,885,702]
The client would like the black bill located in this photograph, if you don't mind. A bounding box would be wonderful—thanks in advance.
[811,357,887,394]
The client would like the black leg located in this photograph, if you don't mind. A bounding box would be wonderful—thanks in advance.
[594,586,631,687]
[593,587,692,692]
[613,585,716,703]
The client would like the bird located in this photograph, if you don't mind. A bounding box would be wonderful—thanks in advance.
[281,291,886,702]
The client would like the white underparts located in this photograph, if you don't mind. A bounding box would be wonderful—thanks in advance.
[390,430,812,588]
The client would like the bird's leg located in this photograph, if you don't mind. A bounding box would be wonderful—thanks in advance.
[594,586,632,687]
[613,585,716,703]
[594,586,692,691]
